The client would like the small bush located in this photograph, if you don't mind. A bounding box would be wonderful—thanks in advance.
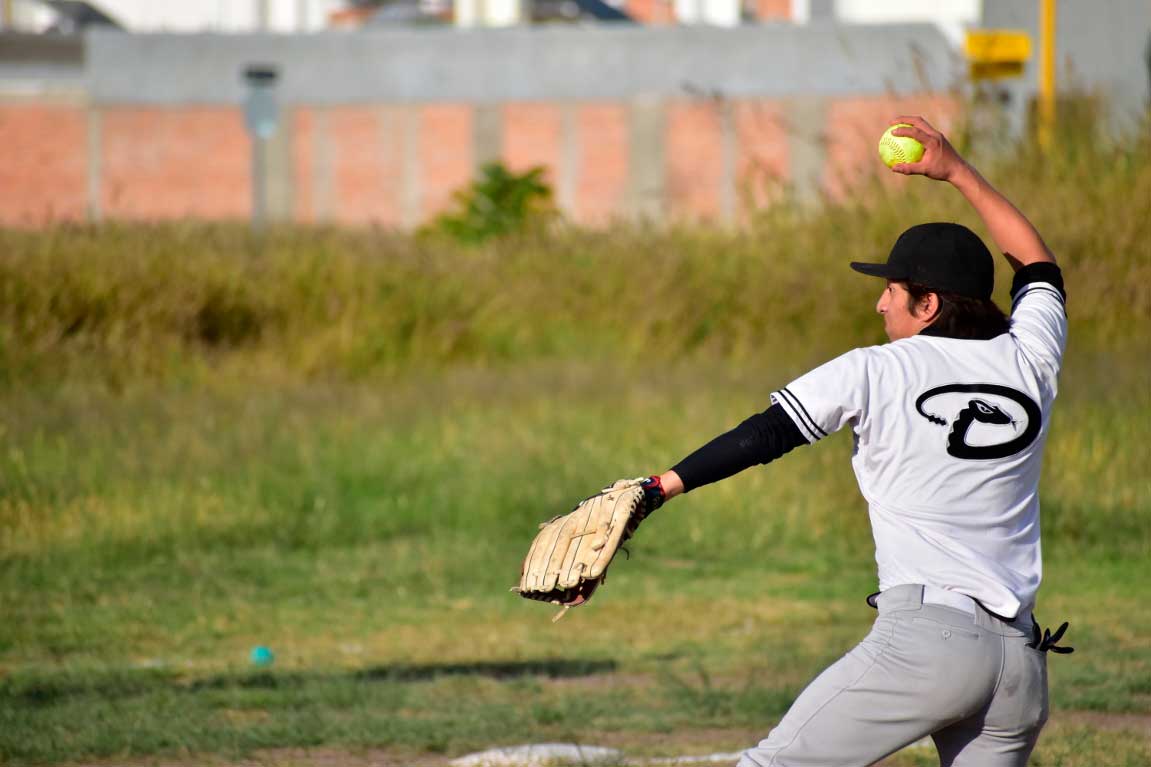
[427,162,555,244]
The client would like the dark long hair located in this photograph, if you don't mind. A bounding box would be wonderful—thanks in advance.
[906,282,1010,340]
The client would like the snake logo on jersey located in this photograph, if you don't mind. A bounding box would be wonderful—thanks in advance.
[915,383,1042,460]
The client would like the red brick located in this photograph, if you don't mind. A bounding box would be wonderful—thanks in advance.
[419,104,473,219]
[101,107,249,219]
[752,0,790,21]
[502,102,562,189]
[291,107,316,223]
[328,106,402,227]
[666,100,725,222]
[734,99,789,218]
[574,103,629,226]
[625,0,676,24]
[0,103,87,226]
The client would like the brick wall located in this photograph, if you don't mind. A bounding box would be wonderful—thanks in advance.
[0,94,960,229]
[0,103,88,226]
[99,107,250,220]
[624,0,676,24]
[418,104,474,221]
[734,100,789,216]
[290,107,319,223]
[573,103,630,225]
[750,0,791,21]
[502,103,563,185]
[666,100,727,221]
[327,106,404,227]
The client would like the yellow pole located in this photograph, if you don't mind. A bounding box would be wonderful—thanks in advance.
[1038,0,1057,149]
[1,0,13,30]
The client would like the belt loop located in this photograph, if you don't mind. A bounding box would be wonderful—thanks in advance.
[871,583,928,612]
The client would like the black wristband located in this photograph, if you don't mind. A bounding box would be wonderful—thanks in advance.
[1011,262,1065,301]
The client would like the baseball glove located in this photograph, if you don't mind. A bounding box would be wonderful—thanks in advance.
[515,477,664,621]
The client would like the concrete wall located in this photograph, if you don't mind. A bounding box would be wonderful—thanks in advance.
[84,25,959,104]
[981,0,1150,134]
[5,24,967,227]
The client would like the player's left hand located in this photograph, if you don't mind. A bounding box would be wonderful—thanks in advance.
[887,115,966,182]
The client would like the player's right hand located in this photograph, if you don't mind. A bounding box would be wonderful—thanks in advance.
[887,115,966,183]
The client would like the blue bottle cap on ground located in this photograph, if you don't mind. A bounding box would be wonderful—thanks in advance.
[250,645,275,666]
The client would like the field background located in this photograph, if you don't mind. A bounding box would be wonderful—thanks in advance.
[2,126,1150,766]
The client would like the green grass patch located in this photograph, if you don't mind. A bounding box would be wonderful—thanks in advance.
[1,357,1148,764]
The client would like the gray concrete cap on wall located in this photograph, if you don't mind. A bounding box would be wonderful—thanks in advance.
[85,24,960,105]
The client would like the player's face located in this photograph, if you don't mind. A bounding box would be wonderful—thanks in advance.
[877,280,929,341]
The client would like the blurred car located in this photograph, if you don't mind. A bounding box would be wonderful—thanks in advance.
[362,0,634,26]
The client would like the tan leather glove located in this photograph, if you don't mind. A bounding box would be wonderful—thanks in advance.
[514,477,662,621]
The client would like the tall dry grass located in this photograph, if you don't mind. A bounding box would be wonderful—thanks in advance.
[1,118,1147,385]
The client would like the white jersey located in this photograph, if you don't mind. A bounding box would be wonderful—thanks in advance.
[771,277,1067,619]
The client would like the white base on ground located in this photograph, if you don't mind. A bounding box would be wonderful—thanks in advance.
[450,744,747,766]
[450,743,623,767]
[451,737,934,766]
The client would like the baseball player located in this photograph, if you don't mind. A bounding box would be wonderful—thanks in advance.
[643,116,1072,766]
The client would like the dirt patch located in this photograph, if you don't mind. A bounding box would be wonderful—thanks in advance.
[594,727,764,758]
[868,711,1151,766]
[1053,710,1151,735]
[247,748,447,767]
[67,747,447,767]
[66,711,1151,767]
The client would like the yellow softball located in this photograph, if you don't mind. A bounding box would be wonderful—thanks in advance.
[878,124,925,168]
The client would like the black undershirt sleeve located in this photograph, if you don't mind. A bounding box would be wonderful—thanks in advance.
[671,403,808,493]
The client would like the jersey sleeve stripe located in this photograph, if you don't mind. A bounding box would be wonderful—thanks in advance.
[1012,283,1065,306]
[770,390,819,443]
[1011,284,1066,313]
[780,387,828,440]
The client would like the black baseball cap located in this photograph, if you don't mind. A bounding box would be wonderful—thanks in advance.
[850,222,995,299]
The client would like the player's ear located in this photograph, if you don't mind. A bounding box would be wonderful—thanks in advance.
[921,292,941,321]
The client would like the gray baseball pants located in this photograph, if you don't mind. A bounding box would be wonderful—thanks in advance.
[738,584,1048,767]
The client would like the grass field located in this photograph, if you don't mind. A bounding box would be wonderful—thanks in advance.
[2,125,1150,766]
